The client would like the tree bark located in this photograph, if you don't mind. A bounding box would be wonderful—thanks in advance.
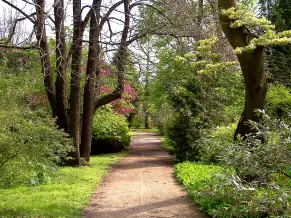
[218,0,268,139]
[54,0,68,131]
[80,0,102,162]
[35,0,57,117]
[67,0,83,166]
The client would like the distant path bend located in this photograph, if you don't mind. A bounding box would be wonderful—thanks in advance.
[82,131,207,218]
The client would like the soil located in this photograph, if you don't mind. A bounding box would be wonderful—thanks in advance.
[82,131,207,218]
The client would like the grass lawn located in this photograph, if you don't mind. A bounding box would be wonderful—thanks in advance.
[0,153,126,218]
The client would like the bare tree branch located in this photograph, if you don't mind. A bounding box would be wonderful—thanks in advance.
[1,0,35,23]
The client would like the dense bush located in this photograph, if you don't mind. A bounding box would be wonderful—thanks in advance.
[179,112,291,217]
[91,106,130,153]
[0,109,72,187]
[164,112,202,162]
[267,84,291,119]
[157,38,244,162]
[219,112,291,184]
[175,161,291,218]
[198,123,236,163]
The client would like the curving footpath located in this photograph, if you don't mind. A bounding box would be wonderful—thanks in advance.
[82,131,207,218]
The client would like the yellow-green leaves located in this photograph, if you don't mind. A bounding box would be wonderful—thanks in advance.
[222,7,275,30]
[221,7,291,54]
[175,37,238,76]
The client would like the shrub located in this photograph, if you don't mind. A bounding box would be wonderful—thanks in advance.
[91,106,130,153]
[183,112,291,217]
[267,84,291,120]
[219,112,291,185]
[198,123,236,163]
[0,108,72,187]
[165,112,202,162]
[175,161,291,218]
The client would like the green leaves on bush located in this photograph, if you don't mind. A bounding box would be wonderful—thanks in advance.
[92,106,130,146]
[0,109,73,187]
[267,84,291,119]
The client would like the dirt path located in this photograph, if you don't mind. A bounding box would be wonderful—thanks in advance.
[82,132,207,218]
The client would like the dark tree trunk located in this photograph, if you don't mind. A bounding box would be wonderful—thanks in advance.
[234,47,268,138]
[54,0,68,131]
[35,0,57,117]
[218,0,268,139]
[67,0,84,166]
[80,0,101,162]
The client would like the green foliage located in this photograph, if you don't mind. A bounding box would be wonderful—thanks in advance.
[198,123,236,163]
[165,113,202,162]
[0,49,40,74]
[179,112,291,217]
[201,172,291,217]
[267,84,291,119]
[219,112,291,184]
[221,7,291,54]
[175,161,291,218]
[92,106,130,146]
[0,153,126,217]
[0,108,72,187]
[154,37,243,162]
[0,72,48,111]
[174,162,225,215]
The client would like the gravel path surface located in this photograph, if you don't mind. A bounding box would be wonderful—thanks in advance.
[82,132,207,218]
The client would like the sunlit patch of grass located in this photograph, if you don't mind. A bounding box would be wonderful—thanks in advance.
[131,128,159,133]
[0,153,126,218]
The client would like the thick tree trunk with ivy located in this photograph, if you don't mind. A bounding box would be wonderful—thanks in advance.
[218,0,268,139]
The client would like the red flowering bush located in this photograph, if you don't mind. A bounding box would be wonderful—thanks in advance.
[99,66,138,116]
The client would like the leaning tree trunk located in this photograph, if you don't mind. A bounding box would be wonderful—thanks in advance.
[218,0,268,139]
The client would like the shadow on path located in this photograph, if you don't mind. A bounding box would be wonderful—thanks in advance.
[82,132,207,218]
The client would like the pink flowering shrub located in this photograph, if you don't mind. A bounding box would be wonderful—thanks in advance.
[99,64,138,116]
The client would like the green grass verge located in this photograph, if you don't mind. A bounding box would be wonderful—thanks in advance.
[0,153,126,218]
[131,128,159,133]
[128,130,138,136]
[174,161,291,217]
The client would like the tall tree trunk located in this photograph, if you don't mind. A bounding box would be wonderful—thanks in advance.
[54,0,68,131]
[68,0,83,166]
[35,0,57,117]
[218,0,268,139]
[80,0,101,162]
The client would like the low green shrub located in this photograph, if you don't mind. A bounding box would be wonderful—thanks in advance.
[92,106,130,153]
[176,113,291,217]
[175,161,291,218]
[198,123,236,163]
[267,84,291,120]
[174,162,225,215]
[0,109,72,187]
